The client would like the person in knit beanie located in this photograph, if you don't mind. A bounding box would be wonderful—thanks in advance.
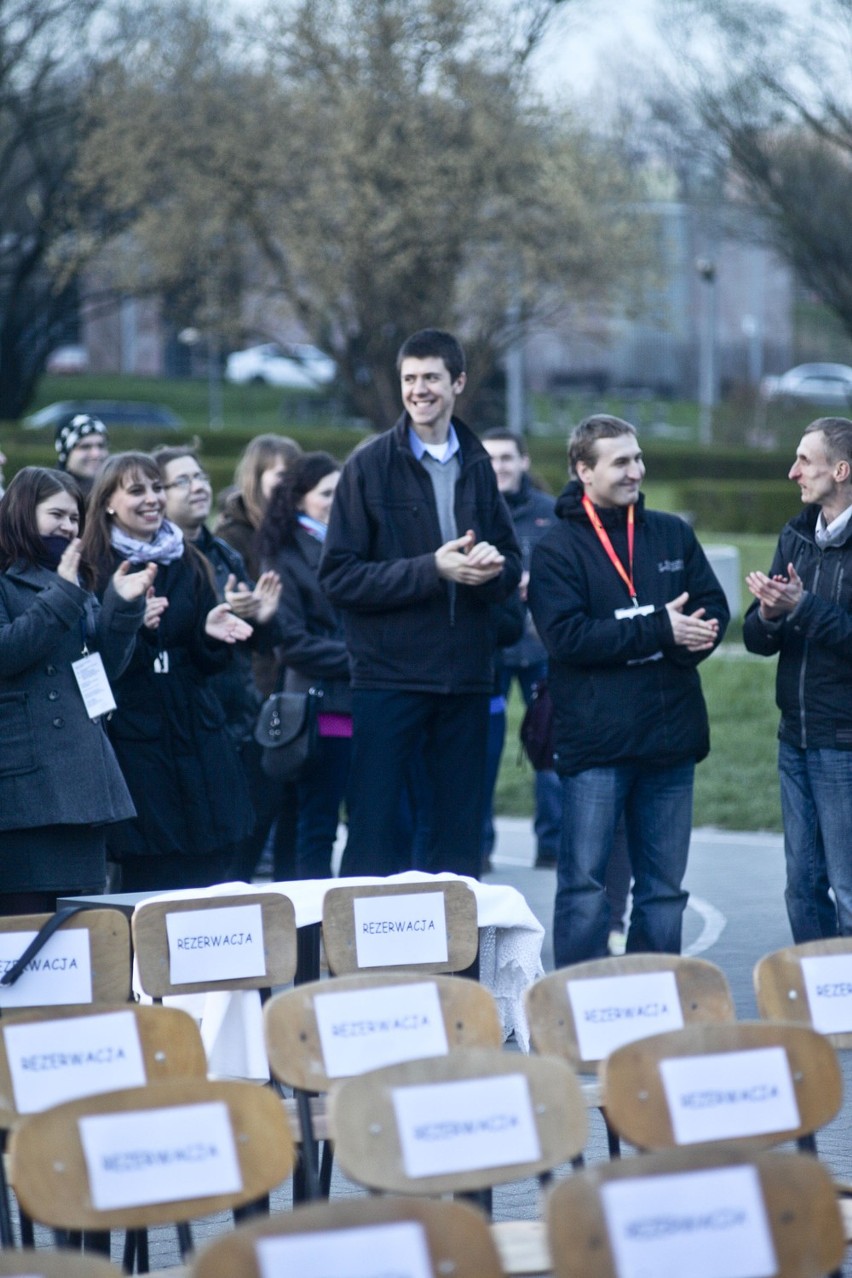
[55,414,109,500]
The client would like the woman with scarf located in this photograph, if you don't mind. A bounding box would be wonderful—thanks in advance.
[0,467,153,914]
[258,452,349,878]
[82,452,255,891]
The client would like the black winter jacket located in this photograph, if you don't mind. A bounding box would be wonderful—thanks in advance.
[500,476,556,668]
[743,505,852,749]
[319,414,521,693]
[528,482,729,775]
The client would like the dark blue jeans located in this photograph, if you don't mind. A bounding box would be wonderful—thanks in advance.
[482,663,562,858]
[555,761,694,967]
[296,735,351,880]
[779,741,852,941]
[342,689,490,879]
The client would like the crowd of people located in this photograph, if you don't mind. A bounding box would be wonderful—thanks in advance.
[1,327,850,968]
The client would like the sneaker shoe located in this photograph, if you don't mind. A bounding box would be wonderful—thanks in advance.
[608,929,627,956]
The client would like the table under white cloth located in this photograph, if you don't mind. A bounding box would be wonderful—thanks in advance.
[132,871,545,1077]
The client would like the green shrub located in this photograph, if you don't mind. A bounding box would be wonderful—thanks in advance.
[673,480,801,534]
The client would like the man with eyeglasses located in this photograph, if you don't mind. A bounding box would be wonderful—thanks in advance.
[154,446,287,880]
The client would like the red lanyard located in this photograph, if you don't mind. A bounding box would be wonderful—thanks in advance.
[581,495,638,606]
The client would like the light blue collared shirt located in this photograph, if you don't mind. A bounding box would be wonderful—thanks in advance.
[408,423,461,464]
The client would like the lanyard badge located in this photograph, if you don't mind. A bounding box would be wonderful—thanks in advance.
[581,495,638,606]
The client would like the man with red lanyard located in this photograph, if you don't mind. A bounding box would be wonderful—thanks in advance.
[528,415,729,966]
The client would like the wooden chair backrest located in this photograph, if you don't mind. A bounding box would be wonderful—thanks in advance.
[0,909,130,1009]
[0,1002,207,1128]
[191,1195,503,1278]
[132,891,297,997]
[329,1046,587,1196]
[754,937,852,1047]
[0,1250,121,1277]
[547,1146,845,1278]
[600,1020,842,1151]
[264,970,503,1091]
[321,881,478,975]
[8,1076,294,1231]
[526,954,736,1068]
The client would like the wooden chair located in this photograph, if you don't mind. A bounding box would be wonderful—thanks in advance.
[755,937,852,1047]
[0,1251,121,1277]
[328,1046,587,1206]
[132,891,297,999]
[600,1021,842,1154]
[546,1146,845,1278]
[8,1077,295,1271]
[0,908,131,1011]
[0,1001,208,1250]
[525,954,736,1156]
[190,1196,503,1278]
[321,881,479,976]
[264,971,503,1197]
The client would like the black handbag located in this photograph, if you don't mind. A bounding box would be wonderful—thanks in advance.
[254,687,323,781]
[519,678,555,771]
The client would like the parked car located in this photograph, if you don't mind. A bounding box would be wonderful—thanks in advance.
[45,345,89,375]
[760,363,852,407]
[23,400,184,431]
[225,342,337,389]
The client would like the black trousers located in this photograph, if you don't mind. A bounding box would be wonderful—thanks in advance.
[341,689,490,880]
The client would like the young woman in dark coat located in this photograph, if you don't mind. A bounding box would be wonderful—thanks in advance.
[258,452,349,879]
[82,453,255,892]
[0,467,154,914]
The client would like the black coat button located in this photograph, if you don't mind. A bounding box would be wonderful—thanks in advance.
[48,690,59,701]
[52,717,64,728]
[46,665,57,675]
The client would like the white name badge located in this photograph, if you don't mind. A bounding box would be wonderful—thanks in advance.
[256,1221,433,1278]
[0,930,92,1008]
[165,904,266,985]
[354,893,449,968]
[79,1100,242,1210]
[393,1073,541,1178]
[5,1009,146,1114]
[614,603,655,620]
[315,981,449,1078]
[660,1047,800,1145]
[72,652,117,719]
[800,953,852,1033]
[568,971,684,1061]
[601,1164,777,1278]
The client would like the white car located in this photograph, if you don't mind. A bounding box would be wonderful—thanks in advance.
[225,343,336,389]
[760,362,852,407]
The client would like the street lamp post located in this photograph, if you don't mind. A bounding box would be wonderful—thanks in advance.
[696,258,717,447]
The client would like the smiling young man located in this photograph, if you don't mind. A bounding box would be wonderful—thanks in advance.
[319,328,521,879]
[528,414,729,966]
[744,417,852,943]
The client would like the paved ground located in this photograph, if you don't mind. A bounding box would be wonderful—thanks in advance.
[21,818,852,1272]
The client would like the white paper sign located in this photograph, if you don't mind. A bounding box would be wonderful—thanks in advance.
[0,930,92,1008]
[72,652,117,719]
[568,971,684,1060]
[256,1221,433,1278]
[165,904,266,984]
[660,1047,800,1145]
[801,954,852,1033]
[79,1100,242,1210]
[392,1073,541,1178]
[315,981,449,1078]
[353,894,449,968]
[5,1009,146,1114]
[602,1164,777,1278]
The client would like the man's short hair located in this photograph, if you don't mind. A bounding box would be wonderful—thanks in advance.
[151,444,200,471]
[396,329,465,382]
[805,417,852,470]
[481,427,528,457]
[568,415,637,477]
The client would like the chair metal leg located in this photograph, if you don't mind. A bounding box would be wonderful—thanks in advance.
[319,1140,335,1198]
[294,1089,320,1201]
[176,1221,193,1262]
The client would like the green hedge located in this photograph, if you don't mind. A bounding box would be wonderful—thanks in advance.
[673,480,801,534]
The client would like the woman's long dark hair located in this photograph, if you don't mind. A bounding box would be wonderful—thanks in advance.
[258,452,340,561]
[0,467,93,587]
[81,451,213,594]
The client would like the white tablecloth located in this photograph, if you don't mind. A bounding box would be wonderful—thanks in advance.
[132,871,545,1077]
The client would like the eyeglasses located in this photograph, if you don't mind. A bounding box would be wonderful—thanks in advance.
[163,472,211,491]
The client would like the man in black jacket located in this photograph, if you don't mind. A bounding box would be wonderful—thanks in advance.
[744,417,852,942]
[319,329,521,879]
[528,415,728,966]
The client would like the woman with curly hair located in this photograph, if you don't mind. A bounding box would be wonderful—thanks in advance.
[258,451,349,878]
[82,452,255,891]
